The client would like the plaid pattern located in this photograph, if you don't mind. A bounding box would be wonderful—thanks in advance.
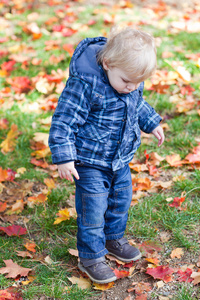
[49,37,162,171]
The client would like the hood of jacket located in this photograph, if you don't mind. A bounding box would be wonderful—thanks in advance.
[69,37,107,82]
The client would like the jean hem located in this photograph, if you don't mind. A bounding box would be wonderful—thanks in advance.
[105,232,124,241]
[78,248,108,259]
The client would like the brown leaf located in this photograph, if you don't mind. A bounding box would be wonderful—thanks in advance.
[16,250,33,259]
[0,259,32,278]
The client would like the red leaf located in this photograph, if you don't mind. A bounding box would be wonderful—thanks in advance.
[1,60,16,72]
[138,240,163,255]
[0,225,27,236]
[177,268,193,282]
[113,269,129,279]
[168,196,185,208]
[0,287,23,299]
[7,76,33,93]
[146,265,174,282]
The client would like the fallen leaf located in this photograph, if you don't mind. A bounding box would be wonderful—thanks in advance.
[24,242,36,253]
[0,201,7,212]
[68,249,78,257]
[0,124,20,153]
[166,154,183,167]
[0,225,27,236]
[170,248,184,259]
[93,281,115,290]
[191,270,200,285]
[177,268,193,282]
[113,269,129,279]
[0,259,32,278]
[16,250,33,259]
[0,287,23,300]
[146,265,174,282]
[168,196,186,208]
[67,276,91,289]
[27,193,47,205]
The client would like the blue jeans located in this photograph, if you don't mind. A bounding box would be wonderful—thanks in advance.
[74,163,132,259]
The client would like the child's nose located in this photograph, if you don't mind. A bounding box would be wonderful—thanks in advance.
[127,83,139,91]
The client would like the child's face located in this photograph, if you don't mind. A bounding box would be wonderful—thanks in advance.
[103,61,141,94]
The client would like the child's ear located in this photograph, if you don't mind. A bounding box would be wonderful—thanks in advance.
[102,58,109,70]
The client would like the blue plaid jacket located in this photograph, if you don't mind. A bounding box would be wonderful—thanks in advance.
[49,37,162,171]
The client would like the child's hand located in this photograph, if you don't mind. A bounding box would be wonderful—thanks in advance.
[152,125,165,147]
[57,162,79,182]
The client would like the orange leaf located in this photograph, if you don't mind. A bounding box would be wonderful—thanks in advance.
[166,154,183,167]
[0,201,7,212]
[113,269,129,279]
[132,177,153,191]
[24,242,36,253]
[63,44,74,57]
[27,193,47,204]
[170,248,184,259]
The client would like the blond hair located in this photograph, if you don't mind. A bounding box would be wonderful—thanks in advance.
[97,27,157,82]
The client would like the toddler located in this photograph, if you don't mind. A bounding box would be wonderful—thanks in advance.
[49,27,165,284]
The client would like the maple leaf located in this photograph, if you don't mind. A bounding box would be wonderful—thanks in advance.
[63,43,74,57]
[166,154,183,167]
[1,60,16,72]
[132,177,154,191]
[0,287,23,300]
[113,269,129,279]
[5,199,24,215]
[146,265,174,282]
[24,242,36,253]
[31,147,51,159]
[93,282,115,290]
[135,294,148,300]
[138,241,163,256]
[7,76,33,93]
[44,178,55,190]
[177,268,193,282]
[0,118,9,130]
[67,276,91,289]
[54,208,77,224]
[30,158,49,169]
[16,250,33,259]
[0,225,27,236]
[68,249,78,257]
[170,248,184,259]
[0,201,7,212]
[0,259,31,278]
[0,124,20,154]
[168,196,185,208]
[27,193,47,204]
[191,270,200,285]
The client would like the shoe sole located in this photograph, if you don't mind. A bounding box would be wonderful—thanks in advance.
[107,251,142,262]
[78,262,117,284]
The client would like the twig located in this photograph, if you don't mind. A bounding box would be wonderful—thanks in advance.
[185,187,200,197]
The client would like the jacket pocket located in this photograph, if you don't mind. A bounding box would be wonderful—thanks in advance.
[78,123,110,142]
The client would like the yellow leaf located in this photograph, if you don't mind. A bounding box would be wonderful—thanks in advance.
[53,208,70,224]
[31,147,51,159]
[67,276,91,289]
[166,154,182,167]
[0,124,20,153]
[93,281,115,290]
[5,199,24,215]
[44,178,55,190]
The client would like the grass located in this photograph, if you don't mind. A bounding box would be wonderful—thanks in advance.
[0,0,200,299]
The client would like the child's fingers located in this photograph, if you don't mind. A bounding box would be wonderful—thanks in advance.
[71,167,80,180]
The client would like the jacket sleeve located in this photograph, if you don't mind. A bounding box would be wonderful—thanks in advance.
[137,82,162,133]
[48,76,91,164]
